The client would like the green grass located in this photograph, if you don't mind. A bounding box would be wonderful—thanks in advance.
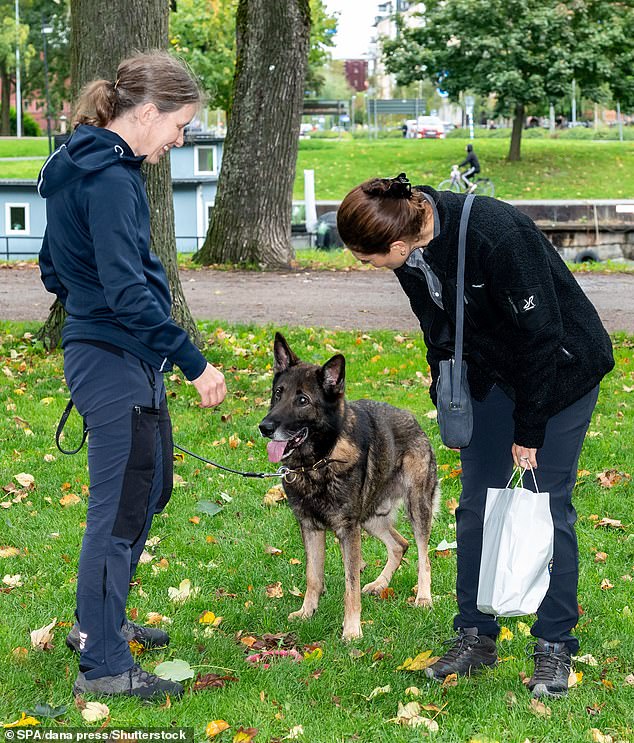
[295,138,634,201]
[0,138,49,158]
[3,136,634,201]
[1,322,633,741]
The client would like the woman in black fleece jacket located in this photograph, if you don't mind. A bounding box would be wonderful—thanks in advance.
[337,174,614,699]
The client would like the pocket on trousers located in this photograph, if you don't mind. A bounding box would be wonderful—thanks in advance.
[155,398,174,513]
[111,405,159,541]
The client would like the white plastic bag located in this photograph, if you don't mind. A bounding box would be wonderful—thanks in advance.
[476,468,554,617]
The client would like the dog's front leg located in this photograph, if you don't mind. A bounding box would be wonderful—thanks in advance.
[288,526,325,622]
[338,525,363,641]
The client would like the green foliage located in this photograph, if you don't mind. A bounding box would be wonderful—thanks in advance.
[0,107,42,136]
[169,0,337,112]
[0,322,633,739]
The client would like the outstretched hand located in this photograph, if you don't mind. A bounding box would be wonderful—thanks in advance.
[192,363,227,408]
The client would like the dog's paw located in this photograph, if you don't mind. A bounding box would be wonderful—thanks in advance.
[288,607,315,622]
[413,595,433,609]
[341,623,363,641]
[361,578,388,596]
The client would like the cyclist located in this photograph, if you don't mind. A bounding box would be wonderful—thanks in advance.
[458,143,481,191]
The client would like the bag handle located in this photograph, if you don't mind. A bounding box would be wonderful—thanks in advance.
[506,465,540,492]
[451,193,476,406]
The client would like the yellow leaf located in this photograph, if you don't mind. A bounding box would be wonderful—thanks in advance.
[397,650,435,671]
[206,720,230,738]
[189,516,201,525]
[199,611,216,624]
[0,546,20,558]
[441,673,458,688]
[265,581,284,599]
[499,627,513,642]
[516,621,531,637]
[233,728,258,742]
[40,397,54,406]
[263,485,286,507]
[600,578,614,590]
[3,712,40,727]
[303,647,323,661]
[590,729,614,743]
[568,670,583,688]
[229,434,241,449]
[601,679,614,690]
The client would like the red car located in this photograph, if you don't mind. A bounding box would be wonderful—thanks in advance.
[417,116,446,139]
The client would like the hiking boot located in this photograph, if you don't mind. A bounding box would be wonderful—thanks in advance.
[66,620,169,653]
[424,627,498,681]
[73,663,183,700]
[527,638,572,698]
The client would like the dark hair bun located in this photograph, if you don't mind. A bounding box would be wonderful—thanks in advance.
[362,172,412,200]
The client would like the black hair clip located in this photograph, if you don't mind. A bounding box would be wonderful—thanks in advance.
[387,172,412,199]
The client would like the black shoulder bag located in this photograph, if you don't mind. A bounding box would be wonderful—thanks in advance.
[436,193,475,448]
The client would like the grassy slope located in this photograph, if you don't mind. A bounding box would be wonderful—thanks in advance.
[0,322,632,741]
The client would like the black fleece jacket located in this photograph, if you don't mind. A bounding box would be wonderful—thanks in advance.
[394,187,614,448]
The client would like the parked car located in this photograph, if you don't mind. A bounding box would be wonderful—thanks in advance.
[416,116,446,139]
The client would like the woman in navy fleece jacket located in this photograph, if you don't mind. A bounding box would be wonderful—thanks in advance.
[38,51,225,701]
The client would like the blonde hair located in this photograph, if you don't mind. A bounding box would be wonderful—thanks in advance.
[73,50,202,128]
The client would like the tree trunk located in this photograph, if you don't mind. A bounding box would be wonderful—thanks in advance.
[0,63,11,135]
[508,102,524,161]
[194,0,311,267]
[37,0,201,349]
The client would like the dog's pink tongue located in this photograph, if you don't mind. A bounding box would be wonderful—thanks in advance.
[267,440,287,463]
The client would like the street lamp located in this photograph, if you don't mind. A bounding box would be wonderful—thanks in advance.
[42,21,53,154]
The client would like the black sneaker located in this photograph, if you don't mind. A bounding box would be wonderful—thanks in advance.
[73,663,183,700]
[424,627,498,681]
[527,638,572,698]
[66,620,169,653]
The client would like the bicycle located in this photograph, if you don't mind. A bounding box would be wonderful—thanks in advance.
[438,164,495,197]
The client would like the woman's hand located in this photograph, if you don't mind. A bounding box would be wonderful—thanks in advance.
[512,444,538,470]
[192,363,227,408]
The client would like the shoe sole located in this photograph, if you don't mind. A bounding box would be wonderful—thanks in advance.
[530,683,567,698]
[73,685,183,700]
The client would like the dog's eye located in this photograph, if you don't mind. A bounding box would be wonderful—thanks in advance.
[274,387,283,400]
[297,395,310,406]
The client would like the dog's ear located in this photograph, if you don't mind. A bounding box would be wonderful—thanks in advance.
[274,332,299,373]
[320,354,345,396]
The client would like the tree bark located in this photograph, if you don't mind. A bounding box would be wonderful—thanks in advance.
[194,0,311,267]
[508,102,524,162]
[37,0,201,349]
[1,63,11,135]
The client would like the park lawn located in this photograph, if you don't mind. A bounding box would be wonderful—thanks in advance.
[3,137,634,200]
[1,321,633,741]
[295,138,634,201]
[0,139,49,158]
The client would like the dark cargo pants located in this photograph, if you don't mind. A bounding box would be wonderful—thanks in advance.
[455,384,599,653]
[64,341,173,679]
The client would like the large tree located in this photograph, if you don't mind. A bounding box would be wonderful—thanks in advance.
[193,0,311,267]
[383,0,581,161]
[37,0,201,349]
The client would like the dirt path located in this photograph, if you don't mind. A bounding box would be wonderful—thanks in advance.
[2,263,633,333]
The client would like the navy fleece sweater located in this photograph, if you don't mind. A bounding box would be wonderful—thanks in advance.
[38,125,206,381]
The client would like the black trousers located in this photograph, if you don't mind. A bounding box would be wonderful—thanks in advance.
[64,341,173,679]
[455,384,599,652]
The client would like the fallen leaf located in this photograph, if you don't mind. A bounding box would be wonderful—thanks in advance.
[154,659,195,682]
[193,673,238,691]
[516,621,531,637]
[206,720,230,738]
[146,612,170,625]
[573,653,598,666]
[568,670,583,687]
[14,473,35,489]
[199,611,217,624]
[528,698,551,717]
[391,701,439,731]
[441,673,458,688]
[303,647,323,661]
[197,501,222,516]
[366,684,391,700]
[233,727,258,742]
[594,517,625,529]
[499,627,513,642]
[379,587,395,600]
[601,679,614,691]
[2,574,22,587]
[263,485,286,506]
[0,546,20,558]
[600,578,614,590]
[3,712,40,727]
[23,704,67,720]
[81,701,109,723]
[189,516,201,525]
[594,552,608,563]
[30,618,56,650]
[445,497,458,515]
[168,579,199,603]
[404,686,420,696]
[624,674,634,686]
[59,493,81,507]
[266,581,284,599]
[284,726,304,739]
[435,539,457,551]
[590,729,614,743]
[397,650,438,671]
[596,470,630,488]
[264,545,283,555]
[229,434,241,449]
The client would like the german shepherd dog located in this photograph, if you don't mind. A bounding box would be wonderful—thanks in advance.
[259,334,439,640]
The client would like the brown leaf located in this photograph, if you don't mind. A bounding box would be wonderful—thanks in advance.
[205,720,230,738]
[600,578,614,590]
[263,485,286,507]
[379,587,395,600]
[233,727,258,742]
[441,673,458,688]
[60,493,81,507]
[264,545,282,555]
[445,497,458,515]
[529,698,551,717]
[594,517,625,529]
[594,552,608,563]
[193,673,239,691]
[265,581,284,599]
[596,469,630,488]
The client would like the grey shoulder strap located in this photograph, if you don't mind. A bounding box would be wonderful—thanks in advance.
[453,193,476,392]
